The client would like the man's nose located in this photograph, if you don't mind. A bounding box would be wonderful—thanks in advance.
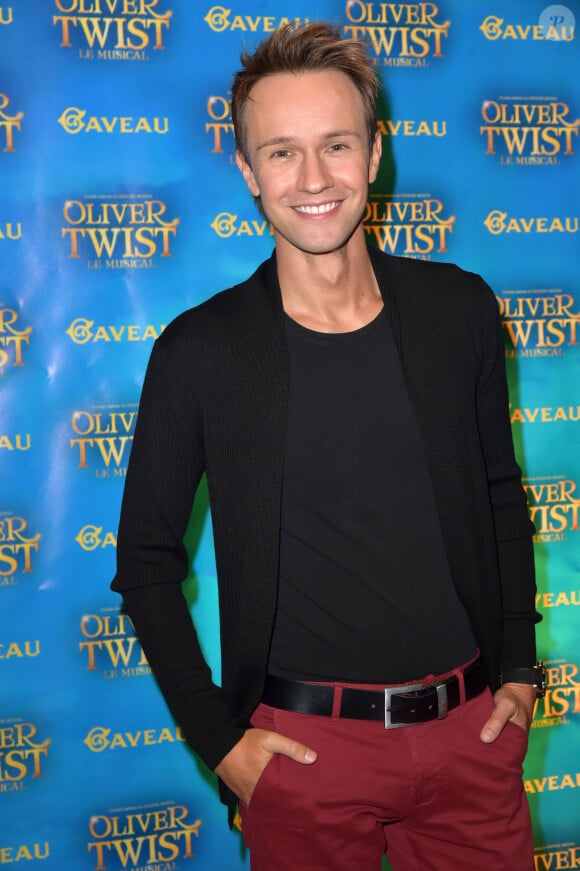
[297,151,332,193]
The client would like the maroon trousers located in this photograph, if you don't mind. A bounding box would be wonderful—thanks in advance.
[239,662,534,871]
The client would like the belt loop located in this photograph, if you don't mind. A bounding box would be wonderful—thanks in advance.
[458,666,467,705]
[331,685,343,720]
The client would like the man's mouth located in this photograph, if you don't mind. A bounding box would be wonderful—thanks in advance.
[294,201,340,215]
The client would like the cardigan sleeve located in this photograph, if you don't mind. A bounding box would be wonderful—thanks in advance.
[111,336,245,770]
[474,280,540,671]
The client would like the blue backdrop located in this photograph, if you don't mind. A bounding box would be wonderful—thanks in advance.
[1,1,579,868]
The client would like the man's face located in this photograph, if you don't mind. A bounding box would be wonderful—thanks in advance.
[236,69,381,259]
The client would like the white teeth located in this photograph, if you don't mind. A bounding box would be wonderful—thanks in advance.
[295,202,338,214]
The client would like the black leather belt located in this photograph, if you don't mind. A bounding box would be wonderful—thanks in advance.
[262,659,488,729]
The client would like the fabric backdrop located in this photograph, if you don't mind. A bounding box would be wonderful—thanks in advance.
[1,1,579,868]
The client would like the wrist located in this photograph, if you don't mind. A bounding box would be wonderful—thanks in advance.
[500,661,546,698]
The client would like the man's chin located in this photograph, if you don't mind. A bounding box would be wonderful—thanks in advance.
[274,226,363,259]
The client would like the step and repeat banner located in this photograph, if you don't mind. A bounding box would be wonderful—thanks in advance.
[1,1,579,868]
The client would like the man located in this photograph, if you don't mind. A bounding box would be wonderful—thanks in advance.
[112,22,542,871]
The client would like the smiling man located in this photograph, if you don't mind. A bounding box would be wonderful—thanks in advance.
[112,22,541,871]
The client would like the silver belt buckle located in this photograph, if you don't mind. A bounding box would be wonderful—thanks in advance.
[384,682,423,729]
[435,681,449,720]
[384,681,449,729]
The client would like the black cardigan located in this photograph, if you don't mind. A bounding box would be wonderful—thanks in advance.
[112,246,538,813]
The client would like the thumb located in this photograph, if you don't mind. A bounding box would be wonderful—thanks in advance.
[480,696,515,744]
[262,730,317,764]
[480,711,504,744]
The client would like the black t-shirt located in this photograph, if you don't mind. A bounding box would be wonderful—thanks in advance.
[268,307,477,683]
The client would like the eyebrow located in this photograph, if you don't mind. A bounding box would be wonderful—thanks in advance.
[255,130,363,154]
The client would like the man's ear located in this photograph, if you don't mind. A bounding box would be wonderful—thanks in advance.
[368,130,382,184]
[235,150,260,198]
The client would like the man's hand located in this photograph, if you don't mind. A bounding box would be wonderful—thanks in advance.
[480,683,537,743]
[215,728,317,806]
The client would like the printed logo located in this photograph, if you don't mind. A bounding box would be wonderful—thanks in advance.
[53,0,173,60]
[525,770,580,794]
[66,318,164,343]
[80,609,150,679]
[203,6,308,33]
[378,117,446,137]
[0,7,14,26]
[0,843,50,862]
[510,404,580,424]
[0,640,40,660]
[84,724,185,752]
[480,98,579,165]
[523,476,580,542]
[62,195,179,269]
[535,842,580,871]
[479,13,574,41]
[364,194,455,258]
[211,212,274,240]
[70,405,138,477]
[484,211,578,235]
[0,513,41,587]
[536,589,580,609]
[58,107,169,135]
[75,525,117,551]
[497,289,579,357]
[539,4,576,38]
[0,307,31,374]
[0,719,50,792]
[343,1,450,67]
[532,659,580,728]
[87,802,201,870]
[0,432,31,451]
[0,94,23,152]
[206,95,234,156]
[0,221,21,240]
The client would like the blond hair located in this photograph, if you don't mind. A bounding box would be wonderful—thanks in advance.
[231,22,378,163]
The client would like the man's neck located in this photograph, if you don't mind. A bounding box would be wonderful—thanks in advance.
[276,233,382,333]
